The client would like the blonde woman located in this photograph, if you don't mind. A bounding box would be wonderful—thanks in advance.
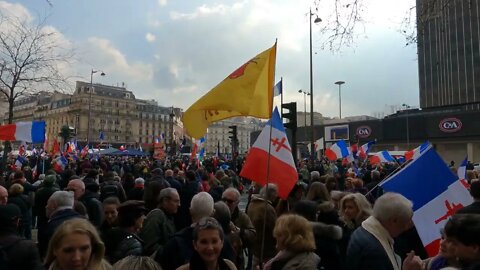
[44,218,111,270]
[264,214,320,270]
[339,193,372,229]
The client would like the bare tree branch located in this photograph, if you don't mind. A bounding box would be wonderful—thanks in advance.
[0,12,74,124]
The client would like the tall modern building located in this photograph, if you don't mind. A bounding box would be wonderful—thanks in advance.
[417,0,480,109]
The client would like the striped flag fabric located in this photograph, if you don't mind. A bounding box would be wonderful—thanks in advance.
[325,140,351,161]
[405,141,430,161]
[358,140,376,159]
[0,121,46,143]
[369,151,396,165]
[379,146,473,256]
[240,107,298,199]
[273,79,282,97]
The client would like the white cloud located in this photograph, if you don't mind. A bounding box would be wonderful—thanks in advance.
[170,3,233,20]
[158,0,167,7]
[87,37,153,81]
[145,32,156,43]
[0,1,33,22]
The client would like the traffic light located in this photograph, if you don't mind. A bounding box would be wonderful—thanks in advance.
[282,102,297,131]
[228,125,238,148]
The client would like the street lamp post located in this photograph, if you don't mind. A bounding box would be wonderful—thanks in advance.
[402,103,410,149]
[335,81,345,119]
[87,69,105,145]
[298,89,310,139]
[309,8,322,158]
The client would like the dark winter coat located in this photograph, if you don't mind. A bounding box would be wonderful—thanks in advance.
[246,195,277,261]
[79,190,104,227]
[139,208,176,256]
[0,231,43,270]
[103,227,143,264]
[346,226,397,270]
[34,184,59,230]
[38,208,84,257]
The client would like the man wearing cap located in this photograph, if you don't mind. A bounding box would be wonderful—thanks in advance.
[0,204,43,269]
[103,200,146,264]
[140,187,180,256]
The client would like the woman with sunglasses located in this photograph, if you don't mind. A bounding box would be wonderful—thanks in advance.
[177,217,236,270]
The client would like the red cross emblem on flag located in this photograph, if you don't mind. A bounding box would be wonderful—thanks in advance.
[271,137,291,152]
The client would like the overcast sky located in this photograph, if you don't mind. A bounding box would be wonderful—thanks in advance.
[6,0,418,118]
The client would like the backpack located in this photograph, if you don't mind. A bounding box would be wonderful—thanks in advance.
[0,236,23,269]
[101,181,119,201]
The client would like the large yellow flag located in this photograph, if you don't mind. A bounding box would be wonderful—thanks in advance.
[183,43,277,138]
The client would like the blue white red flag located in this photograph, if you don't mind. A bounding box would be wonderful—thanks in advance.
[405,141,430,161]
[0,121,46,143]
[54,155,68,172]
[273,79,282,97]
[80,145,89,158]
[379,146,473,256]
[325,140,351,161]
[358,141,375,159]
[369,151,395,165]
[198,137,206,158]
[15,155,25,169]
[457,157,467,180]
[240,107,298,199]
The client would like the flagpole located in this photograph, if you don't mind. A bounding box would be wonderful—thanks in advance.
[365,158,411,197]
[260,114,274,268]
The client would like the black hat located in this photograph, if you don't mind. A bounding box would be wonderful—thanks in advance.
[151,168,163,176]
[117,200,146,214]
[0,204,21,227]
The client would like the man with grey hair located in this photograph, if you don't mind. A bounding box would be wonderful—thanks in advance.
[0,185,8,205]
[140,187,180,256]
[158,192,235,270]
[38,191,84,257]
[346,192,414,270]
[247,183,278,268]
[222,187,256,269]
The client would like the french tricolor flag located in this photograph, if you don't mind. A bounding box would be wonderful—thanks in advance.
[369,151,395,165]
[54,155,68,172]
[404,141,430,161]
[380,146,473,256]
[358,141,375,159]
[240,107,298,199]
[0,121,46,143]
[325,140,351,161]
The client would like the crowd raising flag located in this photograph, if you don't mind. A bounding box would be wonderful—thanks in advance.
[240,107,297,199]
[183,42,277,138]
[368,150,396,165]
[0,121,46,143]
[379,145,473,256]
[325,140,351,161]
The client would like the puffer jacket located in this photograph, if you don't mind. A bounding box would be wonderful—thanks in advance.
[103,228,143,264]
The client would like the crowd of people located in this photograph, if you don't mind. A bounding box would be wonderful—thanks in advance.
[0,153,479,270]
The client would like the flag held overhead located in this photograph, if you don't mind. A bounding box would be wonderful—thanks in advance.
[183,43,277,138]
[240,107,297,199]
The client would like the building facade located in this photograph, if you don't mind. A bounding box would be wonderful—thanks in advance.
[5,81,184,149]
[417,0,480,109]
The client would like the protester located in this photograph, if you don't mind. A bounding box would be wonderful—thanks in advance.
[140,187,180,256]
[444,214,480,268]
[127,177,145,200]
[158,192,235,270]
[44,218,111,270]
[103,200,146,264]
[177,217,237,270]
[7,183,32,238]
[292,200,343,270]
[100,171,127,202]
[346,192,414,270]
[263,214,320,270]
[67,179,104,227]
[144,167,170,212]
[222,187,256,269]
[422,229,461,270]
[34,174,60,233]
[247,183,278,269]
[100,196,120,236]
[456,180,480,214]
[0,185,8,204]
[39,190,84,257]
[0,204,43,269]
[112,256,161,270]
